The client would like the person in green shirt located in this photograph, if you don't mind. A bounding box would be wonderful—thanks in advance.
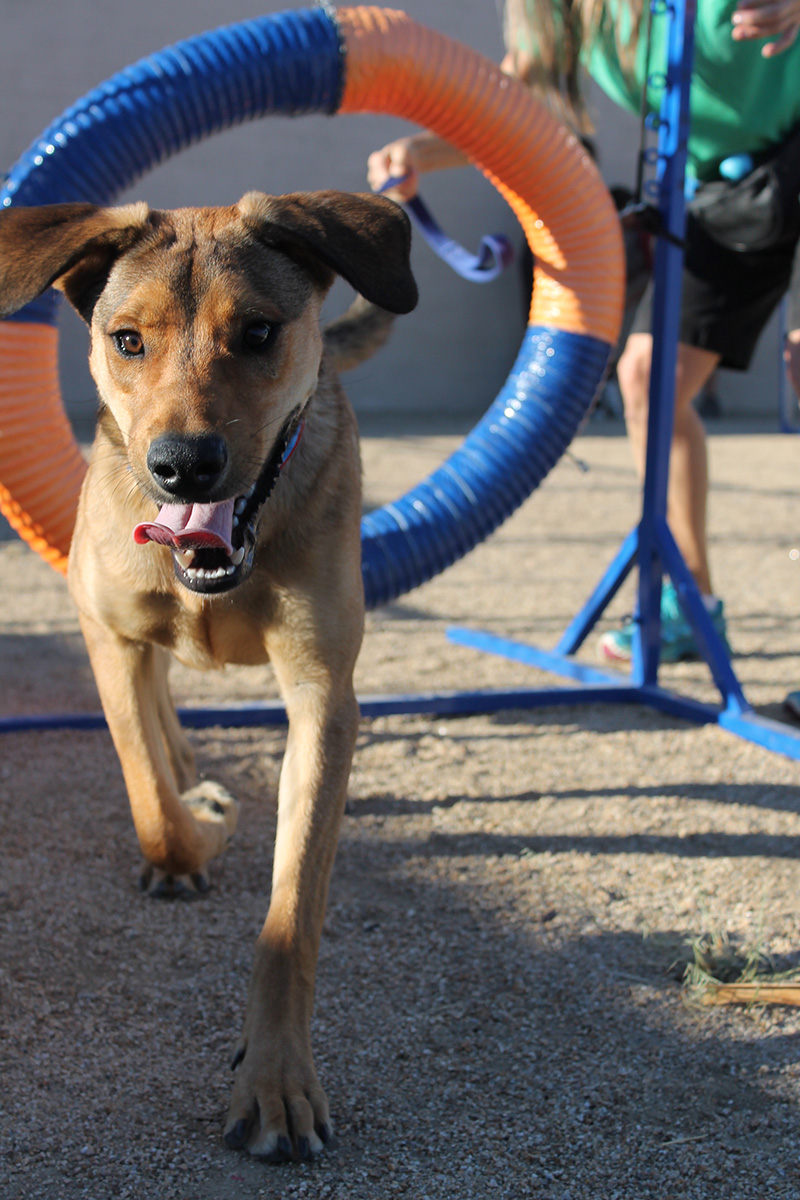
[367,0,800,666]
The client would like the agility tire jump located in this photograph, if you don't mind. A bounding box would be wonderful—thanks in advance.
[0,5,623,610]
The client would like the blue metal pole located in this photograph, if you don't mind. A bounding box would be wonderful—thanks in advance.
[632,0,695,687]
[555,527,639,656]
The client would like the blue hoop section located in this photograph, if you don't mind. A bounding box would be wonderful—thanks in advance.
[361,328,609,607]
[0,5,614,610]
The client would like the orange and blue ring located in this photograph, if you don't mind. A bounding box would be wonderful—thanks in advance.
[0,4,623,606]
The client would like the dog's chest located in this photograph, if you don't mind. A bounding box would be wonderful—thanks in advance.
[154,601,273,671]
[83,575,272,671]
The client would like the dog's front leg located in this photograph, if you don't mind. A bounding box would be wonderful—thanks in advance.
[225,668,359,1161]
[79,611,238,888]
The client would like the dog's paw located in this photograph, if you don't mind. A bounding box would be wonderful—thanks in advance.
[182,779,239,844]
[139,781,239,898]
[223,1039,333,1163]
[139,863,212,899]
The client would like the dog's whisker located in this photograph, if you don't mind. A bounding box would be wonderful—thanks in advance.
[254,410,294,436]
[94,467,139,506]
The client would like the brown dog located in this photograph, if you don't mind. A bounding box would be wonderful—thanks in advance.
[0,191,417,1160]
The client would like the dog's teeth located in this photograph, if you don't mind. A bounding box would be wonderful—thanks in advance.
[244,484,256,499]
[175,549,195,569]
[226,565,236,575]
[234,498,247,515]
[230,547,245,566]
[232,516,239,528]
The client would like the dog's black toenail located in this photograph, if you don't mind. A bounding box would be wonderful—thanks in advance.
[298,1136,311,1160]
[255,1135,293,1165]
[256,1148,286,1165]
[230,1046,245,1070]
[190,872,211,894]
[224,1119,249,1149]
[317,1122,333,1145]
[151,874,175,898]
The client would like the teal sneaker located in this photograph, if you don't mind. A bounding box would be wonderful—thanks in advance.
[598,580,730,664]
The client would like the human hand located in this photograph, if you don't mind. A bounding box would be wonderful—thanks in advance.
[732,0,800,56]
[367,138,420,202]
[784,328,800,401]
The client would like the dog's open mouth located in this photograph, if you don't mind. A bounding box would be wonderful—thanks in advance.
[132,414,304,595]
[133,481,260,594]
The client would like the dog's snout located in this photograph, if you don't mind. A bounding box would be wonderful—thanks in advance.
[147,434,228,498]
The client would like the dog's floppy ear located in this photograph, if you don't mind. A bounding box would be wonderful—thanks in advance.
[0,201,151,322]
[238,190,418,315]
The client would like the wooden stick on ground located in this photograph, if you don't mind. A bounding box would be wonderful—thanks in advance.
[701,981,800,1006]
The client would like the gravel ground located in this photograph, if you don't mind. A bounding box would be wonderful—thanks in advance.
[3,419,800,1199]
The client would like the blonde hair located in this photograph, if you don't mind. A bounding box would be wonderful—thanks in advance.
[503,0,643,135]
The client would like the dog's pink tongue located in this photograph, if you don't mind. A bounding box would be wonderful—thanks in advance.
[133,500,235,554]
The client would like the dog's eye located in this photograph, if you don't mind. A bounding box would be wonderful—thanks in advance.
[113,331,145,357]
[242,321,273,351]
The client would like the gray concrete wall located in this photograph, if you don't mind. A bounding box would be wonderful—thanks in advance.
[0,0,784,426]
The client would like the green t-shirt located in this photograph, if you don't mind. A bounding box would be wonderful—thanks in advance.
[587,1,800,180]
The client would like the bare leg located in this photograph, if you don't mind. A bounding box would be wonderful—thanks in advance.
[784,327,800,401]
[616,332,721,596]
[779,328,800,712]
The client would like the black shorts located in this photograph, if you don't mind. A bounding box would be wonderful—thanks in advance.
[630,212,800,371]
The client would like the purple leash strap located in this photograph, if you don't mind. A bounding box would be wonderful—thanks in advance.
[380,176,514,282]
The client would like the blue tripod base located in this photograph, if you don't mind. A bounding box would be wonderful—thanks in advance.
[444,629,800,761]
[446,512,800,762]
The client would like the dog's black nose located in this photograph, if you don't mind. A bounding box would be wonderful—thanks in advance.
[147,434,229,498]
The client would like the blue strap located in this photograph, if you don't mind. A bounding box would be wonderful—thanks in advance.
[380,176,514,282]
[280,417,304,466]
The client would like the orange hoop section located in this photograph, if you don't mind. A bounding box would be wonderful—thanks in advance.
[0,323,85,573]
[337,7,623,343]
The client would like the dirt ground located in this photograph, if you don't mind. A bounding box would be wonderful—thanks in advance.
[3,418,800,1199]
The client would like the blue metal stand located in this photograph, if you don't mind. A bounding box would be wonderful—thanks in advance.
[445,0,800,762]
